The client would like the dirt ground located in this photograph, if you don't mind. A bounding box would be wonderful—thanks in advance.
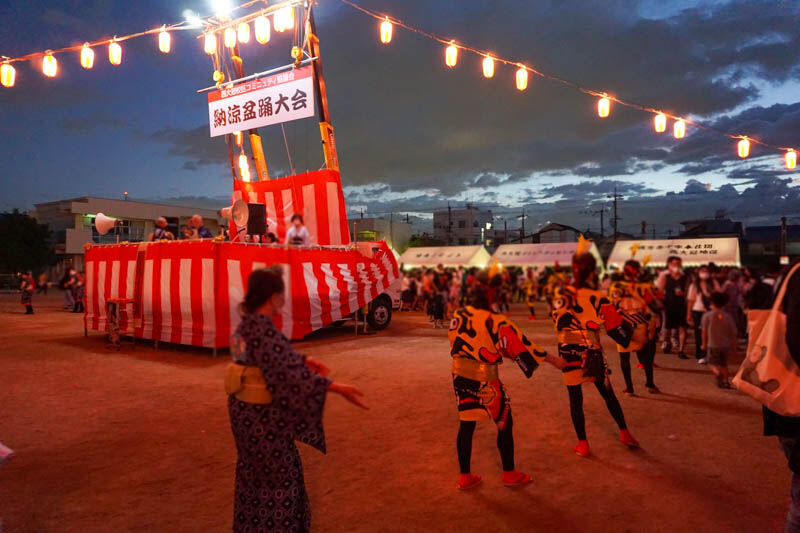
[0,291,790,532]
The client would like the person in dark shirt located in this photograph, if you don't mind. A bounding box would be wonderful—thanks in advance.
[764,260,800,532]
[189,215,214,239]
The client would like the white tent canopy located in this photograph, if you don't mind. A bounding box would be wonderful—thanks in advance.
[607,238,741,268]
[399,245,491,268]
[491,242,603,270]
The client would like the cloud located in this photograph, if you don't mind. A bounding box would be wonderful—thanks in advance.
[146,125,229,168]
[60,115,128,134]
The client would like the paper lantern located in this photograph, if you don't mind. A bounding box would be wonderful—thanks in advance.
[673,119,686,139]
[108,41,122,66]
[224,28,236,49]
[482,56,494,78]
[159,28,171,53]
[255,15,270,44]
[238,153,250,181]
[445,41,457,67]
[42,53,57,77]
[786,150,797,170]
[0,62,15,88]
[80,43,94,69]
[380,17,392,44]
[597,97,610,118]
[515,66,528,91]
[238,23,250,44]
[204,34,217,55]
[738,138,750,158]
[274,6,294,32]
[654,113,667,133]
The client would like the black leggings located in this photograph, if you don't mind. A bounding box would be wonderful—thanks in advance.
[619,341,656,392]
[567,381,626,441]
[457,414,515,474]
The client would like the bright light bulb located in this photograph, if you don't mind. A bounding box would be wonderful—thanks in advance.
[211,0,232,18]
[183,10,203,29]
[0,62,15,88]
[445,41,458,68]
[380,17,392,44]
[224,27,236,48]
[255,15,270,44]
[234,131,243,147]
[204,33,217,55]
[738,138,750,158]
[482,56,494,78]
[108,41,122,66]
[42,53,57,77]
[515,66,528,91]
[597,97,610,118]
[673,119,686,139]
[80,43,94,69]
[654,113,667,133]
[159,28,171,53]
[786,150,797,170]
[237,22,250,44]
[274,6,294,32]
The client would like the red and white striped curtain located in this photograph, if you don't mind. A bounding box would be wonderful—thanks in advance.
[83,240,398,347]
[231,169,350,245]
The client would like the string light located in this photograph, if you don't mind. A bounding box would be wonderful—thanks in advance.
[515,65,528,91]
[42,52,57,77]
[654,113,667,133]
[380,17,393,44]
[80,43,94,69]
[255,15,270,44]
[204,33,217,55]
[0,62,15,88]
[738,137,750,158]
[482,56,494,78]
[158,27,171,54]
[108,40,122,66]
[673,119,686,139]
[597,96,610,118]
[237,22,250,44]
[445,41,457,67]
[786,149,797,170]
[224,27,236,48]
[274,6,294,32]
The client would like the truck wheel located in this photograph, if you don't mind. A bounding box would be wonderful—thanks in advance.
[367,297,392,330]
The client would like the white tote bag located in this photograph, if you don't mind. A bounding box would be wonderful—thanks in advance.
[733,263,800,416]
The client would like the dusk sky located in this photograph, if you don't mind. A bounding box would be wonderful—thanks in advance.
[1,0,799,236]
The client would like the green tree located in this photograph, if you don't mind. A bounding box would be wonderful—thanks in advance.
[0,210,55,274]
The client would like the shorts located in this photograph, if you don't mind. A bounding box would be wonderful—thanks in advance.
[707,347,729,367]
[664,300,688,329]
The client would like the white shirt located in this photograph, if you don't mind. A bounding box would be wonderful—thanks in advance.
[286,225,310,246]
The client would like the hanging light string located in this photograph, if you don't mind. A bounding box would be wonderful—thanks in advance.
[339,0,798,158]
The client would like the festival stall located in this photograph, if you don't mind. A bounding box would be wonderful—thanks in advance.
[398,245,491,269]
[607,237,741,269]
[83,239,398,347]
[491,242,604,270]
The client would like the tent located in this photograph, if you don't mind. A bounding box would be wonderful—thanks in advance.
[491,242,604,270]
[398,245,491,268]
[607,237,741,269]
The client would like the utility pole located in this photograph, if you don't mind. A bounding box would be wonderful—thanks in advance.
[406,213,410,224]
[360,207,364,219]
[641,220,647,238]
[607,186,624,242]
[652,224,656,240]
[389,212,394,249]
[781,216,788,258]
[504,218,508,244]
[584,206,606,237]
[519,208,526,242]
[447,202,452,246]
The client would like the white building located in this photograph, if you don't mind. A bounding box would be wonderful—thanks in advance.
[31,197,224,276]
[432,205,493,246]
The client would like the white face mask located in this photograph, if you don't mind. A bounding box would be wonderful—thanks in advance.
[699,272,710,280]
[669,265,682,274]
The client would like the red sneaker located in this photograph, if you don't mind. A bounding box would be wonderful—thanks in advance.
[573,440,591,457]
[620,429,640,448]
[636,363,644,369]
[457,473,482,490]
[502,470,532,487]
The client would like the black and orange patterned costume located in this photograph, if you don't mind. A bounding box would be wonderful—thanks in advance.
[449,305,549,487]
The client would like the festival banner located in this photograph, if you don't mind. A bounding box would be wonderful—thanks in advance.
[207,65,315,137]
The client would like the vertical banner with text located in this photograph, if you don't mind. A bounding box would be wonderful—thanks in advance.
[208,65,315,137]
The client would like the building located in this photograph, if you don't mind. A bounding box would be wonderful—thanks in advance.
[432,205,493,246]
[745,223,800,258]
[31,197,223,276]
[679,213,744,239]
[348,217,412,252]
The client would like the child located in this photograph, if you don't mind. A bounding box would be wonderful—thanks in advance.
[700,292,738,389]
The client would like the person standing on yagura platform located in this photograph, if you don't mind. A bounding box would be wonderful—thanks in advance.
[226,267,368,533]
[449,270,566,490]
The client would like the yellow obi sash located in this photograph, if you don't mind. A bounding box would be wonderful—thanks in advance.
[452,357,500,382]
[558,329,602,350]
[224,363,272,404]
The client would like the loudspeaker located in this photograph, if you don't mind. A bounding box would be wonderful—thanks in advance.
[95,213,118,235]
[246,203,267,235]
